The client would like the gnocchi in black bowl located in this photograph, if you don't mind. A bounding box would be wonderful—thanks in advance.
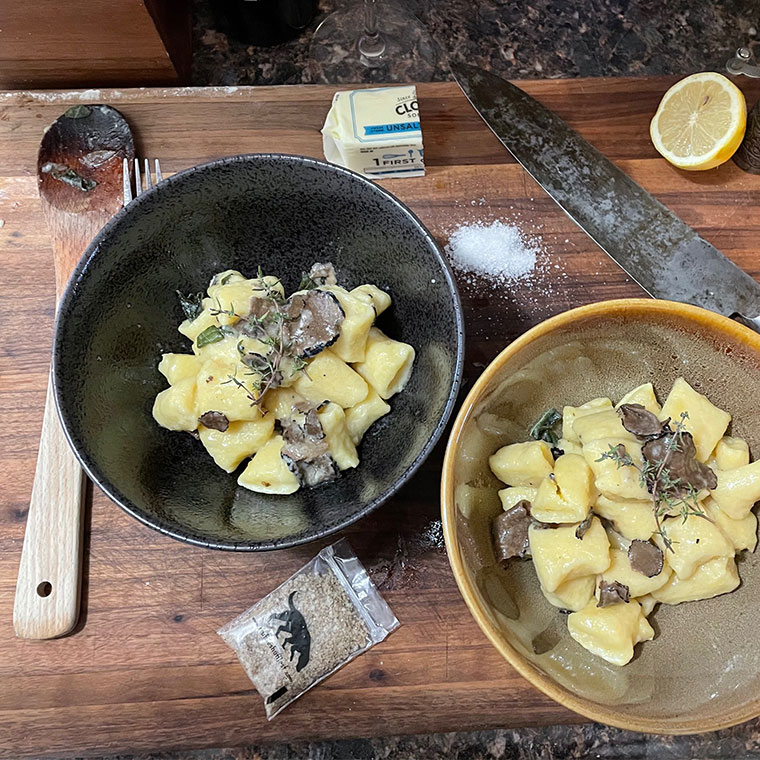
[53,154,464,550]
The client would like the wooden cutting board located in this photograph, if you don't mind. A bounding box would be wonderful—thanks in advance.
[1,78,759,759]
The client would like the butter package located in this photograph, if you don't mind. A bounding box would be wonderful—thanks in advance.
[321,85,425,179]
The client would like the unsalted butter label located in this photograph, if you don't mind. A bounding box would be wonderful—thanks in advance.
[321,86,425,179]
[364,121,421,135]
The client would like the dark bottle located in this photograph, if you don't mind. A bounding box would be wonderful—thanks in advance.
[214,0,318,47]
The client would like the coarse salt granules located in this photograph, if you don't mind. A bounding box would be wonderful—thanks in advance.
[445,219,538,283]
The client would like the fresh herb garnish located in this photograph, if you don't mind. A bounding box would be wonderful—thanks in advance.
[253,267,286,304]
[298,273,318,291]
[196,325,226,348]
[290,355,309,378]
[177,291,204,322]
[222,372,258,406]
[595,411,712,552]
[209,297,240,319]
[530,408,562,445]
[226,267,301,407]
[210,267,325,410]
[40,161,97,192]
[64,105,91,119]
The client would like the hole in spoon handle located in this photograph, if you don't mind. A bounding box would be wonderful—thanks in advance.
[37,581,53,598]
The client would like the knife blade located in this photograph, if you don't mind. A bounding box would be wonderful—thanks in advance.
[451,62,760,328]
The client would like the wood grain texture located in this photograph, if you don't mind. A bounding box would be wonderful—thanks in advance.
[0,78,759,758]
[0,0,181,89]
[13,376,85,639]
[13,117,133,640]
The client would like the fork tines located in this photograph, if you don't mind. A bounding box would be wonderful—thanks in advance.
[123,158,163,206]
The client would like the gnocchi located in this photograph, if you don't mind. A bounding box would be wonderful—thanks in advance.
[489,378,757,666]
[568,599,654,667]
[153,263,414,493]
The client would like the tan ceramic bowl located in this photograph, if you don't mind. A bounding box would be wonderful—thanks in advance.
[442,299,760,734]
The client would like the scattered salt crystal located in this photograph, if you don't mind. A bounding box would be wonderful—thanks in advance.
[445,219,538,282]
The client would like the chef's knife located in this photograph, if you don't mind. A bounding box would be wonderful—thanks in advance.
[451,62,760,332]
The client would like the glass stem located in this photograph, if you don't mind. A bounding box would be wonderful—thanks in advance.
[364,0,378,36]
[358,0,386,65]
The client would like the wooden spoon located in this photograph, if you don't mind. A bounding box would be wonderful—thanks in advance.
[13,105,134,639]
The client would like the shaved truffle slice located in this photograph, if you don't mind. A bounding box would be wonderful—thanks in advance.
[575,513,594,539]
[285,290,344,358]
[281,403,328,460]
[642,431,717,496]
[628,539,664,578]
[198,411,229,432]
[308,262,337,286]
[597,580,630,608]
[283,451,337,488]
[241,351,283,391]
[280,403,338,488]
[618,403,669,438]
[241,296,278,340]
[492,500,532,562]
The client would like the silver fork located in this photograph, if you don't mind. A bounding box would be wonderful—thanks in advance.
[122,158,163,205]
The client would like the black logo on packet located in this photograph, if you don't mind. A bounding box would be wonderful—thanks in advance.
[270,590,311,673]
[265,685,288,705]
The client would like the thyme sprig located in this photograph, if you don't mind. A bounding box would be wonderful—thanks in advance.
[596,412,709,552]
[290,355,309,378]
[222,371,258,406]
[209,296,241,320]
[298,273,318,291]
[251,266,286,304]
[225,268,308,408]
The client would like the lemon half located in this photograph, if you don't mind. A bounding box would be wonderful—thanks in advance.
[650,72,746,171]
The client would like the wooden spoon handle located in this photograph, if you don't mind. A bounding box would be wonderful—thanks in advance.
[13,370,85,639]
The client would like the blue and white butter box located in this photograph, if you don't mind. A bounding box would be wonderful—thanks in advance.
[321,85,425,179]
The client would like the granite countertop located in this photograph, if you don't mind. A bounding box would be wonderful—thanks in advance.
[78,2,760,759]
[76,721,760,759]
[192,0,759,85]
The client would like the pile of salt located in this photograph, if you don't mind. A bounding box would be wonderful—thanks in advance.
[445,220,538,284]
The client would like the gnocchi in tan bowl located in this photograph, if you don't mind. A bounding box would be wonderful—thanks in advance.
[441,299,760,734]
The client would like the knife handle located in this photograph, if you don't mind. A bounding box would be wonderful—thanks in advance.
[733,314,760,334]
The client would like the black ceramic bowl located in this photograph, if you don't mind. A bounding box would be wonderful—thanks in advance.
[54,154,464,550]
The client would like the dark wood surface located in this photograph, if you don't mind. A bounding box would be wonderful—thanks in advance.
[0,0,186,89]
[1,78,759,759]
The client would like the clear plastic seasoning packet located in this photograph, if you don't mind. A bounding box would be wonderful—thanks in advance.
[218,538,399,719]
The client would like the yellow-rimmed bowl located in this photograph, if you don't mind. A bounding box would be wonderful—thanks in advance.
[442,299,760,734]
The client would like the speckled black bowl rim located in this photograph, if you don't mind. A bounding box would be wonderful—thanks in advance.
[52,153,465,551]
